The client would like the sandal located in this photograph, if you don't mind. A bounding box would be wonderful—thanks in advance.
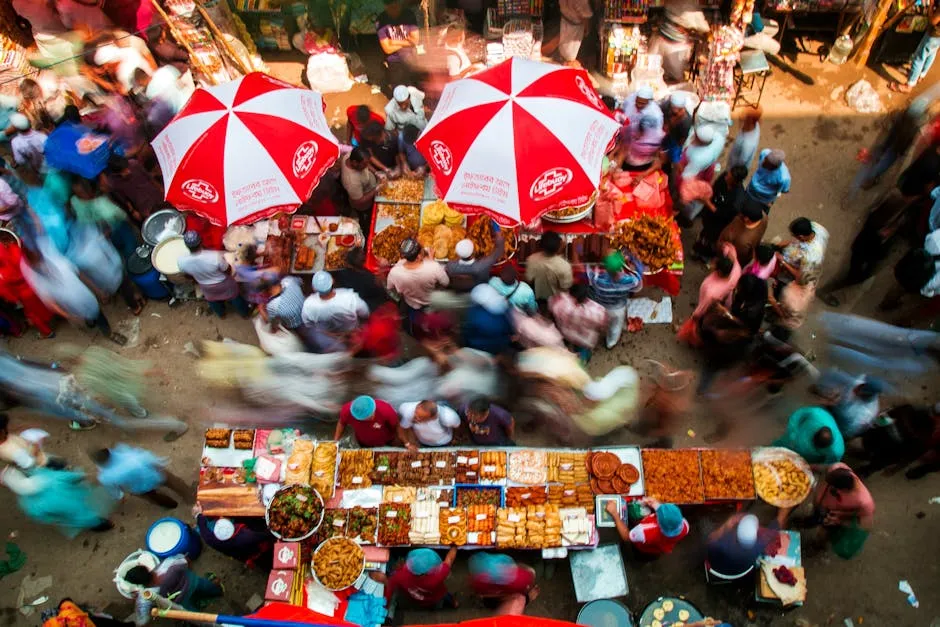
[889,81,912,93]
[131,300,145,316]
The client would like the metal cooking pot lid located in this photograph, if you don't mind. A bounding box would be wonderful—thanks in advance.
[142,208,184,245]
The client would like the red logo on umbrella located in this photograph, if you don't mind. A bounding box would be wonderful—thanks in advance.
[529,167,572,201]
[575,76,603,110]
[430,140,453,175]
[292,141,319,178]
[181,179,219,204]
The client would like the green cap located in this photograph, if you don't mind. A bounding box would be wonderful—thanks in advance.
[604,250,625,274]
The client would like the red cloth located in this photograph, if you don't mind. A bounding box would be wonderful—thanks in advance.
[469,565,535,598]
[346,106,386,143]
[185,213,226,250]
[354,302,401,360]
[339,397,400,447]
[386,563,452,607]
[0,243,55,334]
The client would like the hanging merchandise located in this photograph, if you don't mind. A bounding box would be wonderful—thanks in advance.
[604,25,645,77]
[696,24,744,102]
[729,0,756,26]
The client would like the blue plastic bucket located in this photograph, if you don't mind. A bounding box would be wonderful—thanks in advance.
[146,517,202,559]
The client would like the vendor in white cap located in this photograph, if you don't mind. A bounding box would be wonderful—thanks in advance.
[385,84,427,134]
[662,92,693,164]
[445,232,506,292]
[7,112,47,173]
[195,514,274,570]
[620,84,663,133]
[705,513,778,580]
[300,270,370,352]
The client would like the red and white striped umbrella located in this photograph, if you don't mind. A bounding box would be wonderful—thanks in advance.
[152,72,339,226]
[416,58,620,226]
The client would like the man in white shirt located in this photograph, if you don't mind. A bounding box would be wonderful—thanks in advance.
[300,271,369,352]
[399,400,461,448]
[384,85,427,134]
[0,415,60,470]
[7,113,47,172]
[620,85,663,132]
[177,231,250,318]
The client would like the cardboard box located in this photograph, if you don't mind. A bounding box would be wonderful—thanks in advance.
[265,570,295,602]
[273,542,300,570]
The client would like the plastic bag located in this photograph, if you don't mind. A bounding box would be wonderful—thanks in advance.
[830,519,869,559]
[846,80,883,114]
[305,52,354,94]
[252,316,304,355]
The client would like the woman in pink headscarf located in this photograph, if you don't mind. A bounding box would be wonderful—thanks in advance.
[677,242,741,347]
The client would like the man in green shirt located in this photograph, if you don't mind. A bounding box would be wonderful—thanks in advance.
[773,406,845,466]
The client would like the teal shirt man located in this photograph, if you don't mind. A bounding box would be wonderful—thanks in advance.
[773,406,845,465]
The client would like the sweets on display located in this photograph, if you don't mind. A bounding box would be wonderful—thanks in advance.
[506,486,547,507]
[641,449,704,504]
[309,442,337,498]
[382,485,418,505]
[284,440,314,485]
[479,451,507,481]
[440,507,468,545]
[508,450,548,485]
[587,451,640,495]
[548,483,595,513]
[547,451,589,483]
[339,449,374,489]
[496,507,527,548]
[455,450,481,483]
[701,449,756,500]
[409,500,442,544]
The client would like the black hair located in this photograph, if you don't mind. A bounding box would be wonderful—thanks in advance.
[0,414,8,431]
[241,244,258,265]
[468,397,490,413]
[402,246,421,262]
[90,448,111,465]
[499,264,518,284]
[124,566,153,586]
[813,426,834,450]
[346,246,366,268]
[60,105,81,125]
[826,466,856,491]
[570,283,590,303]
[730,165,748,182]
[402,124,421,145]
[856,382,879,400]
[539,231,563,255]
[348,147,368,164]
[755,244,775,265]
[741,204,764,223]
[715,256,734,277]
[18,79,41,100]
[362,121,384,140]
[355,105,372,124]
[789,217,813,238]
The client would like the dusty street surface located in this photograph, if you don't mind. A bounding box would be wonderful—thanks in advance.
[1,48,940,627]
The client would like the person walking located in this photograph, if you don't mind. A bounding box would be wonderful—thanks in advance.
[587,251,643,349]
[300,270,370,353]
[727,106,762,172]
[525,231,573,306]
[550,284,608,362]
[91,444,191,509]
[123,557,223,611]
[890,6,940,93]
[745,149,790,214]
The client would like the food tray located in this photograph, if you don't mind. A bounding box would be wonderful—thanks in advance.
[418,199,467,262]
[312,537,366,591]
[752,447,815,508]
[589,447,645,497]
[541,202,595,224]
[202,429,256,468]
[376,178,427,205]
[638,597,704,627]
[454,484,505,508]
[507,450,548,485]
[319,508,348,540]
[325,235,360,270]
[289,233,325,274]
[345,506,378,544]
[264,485,325,541]
[641,449,704,505]
[701,449,756,500]
[378,502,412,546]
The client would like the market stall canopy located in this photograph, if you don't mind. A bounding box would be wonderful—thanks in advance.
[152,72,339,227]
[416,57,620,226]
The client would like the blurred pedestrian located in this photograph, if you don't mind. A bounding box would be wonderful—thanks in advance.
[385,547,459,609]
[489,265,537,314]
[588,251,643,348]
[463,284,514,355]
[677,242,741,347]
[525,231,573,305]
[468,553,538,613]
[694,165,747,260]
[7,113,47,172]
[123,557,223,611]
[446,235,504,293]
[773,406,845,466]
[727,106,762,172]
[718,202,767,266]
[706,513,776,580]
[91,444,191,509]
[0,414,63,470]
[300,270,369,352]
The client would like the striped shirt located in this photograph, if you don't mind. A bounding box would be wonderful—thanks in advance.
[587,265,642,308]
[266,276,304,329]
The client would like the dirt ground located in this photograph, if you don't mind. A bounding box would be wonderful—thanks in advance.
[1,36,940,627]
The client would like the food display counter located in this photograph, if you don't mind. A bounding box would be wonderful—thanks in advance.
[364,172,683,296]
[196,429,815,548]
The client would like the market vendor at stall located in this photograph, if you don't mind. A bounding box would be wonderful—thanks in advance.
[385,547,459,609]
[335,395,406,447]
[606,497,689,557]
[706,513,777,580]
[773,407,845,466]
[468,552,537,608]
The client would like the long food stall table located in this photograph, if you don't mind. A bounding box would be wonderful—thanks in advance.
[197,429,812,552]
[364,172,683,296]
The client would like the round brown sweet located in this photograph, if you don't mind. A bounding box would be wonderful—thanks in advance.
[590,452,620,480]
[611,476,630,494]
[616,463,640,484]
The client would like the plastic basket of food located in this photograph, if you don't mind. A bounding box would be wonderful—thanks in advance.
[265,485,325,541]
[752,447,814,508]
[312,537,365,591]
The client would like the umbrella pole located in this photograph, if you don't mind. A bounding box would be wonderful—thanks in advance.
[150,608,338,627]
[195,3,255,77]
[149,0,218,85]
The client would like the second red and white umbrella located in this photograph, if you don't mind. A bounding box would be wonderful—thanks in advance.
[416,57,620,226]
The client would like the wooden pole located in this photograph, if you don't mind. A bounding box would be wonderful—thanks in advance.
[854,0,895,68]
[149,0,218,85]
[195,3,254,76]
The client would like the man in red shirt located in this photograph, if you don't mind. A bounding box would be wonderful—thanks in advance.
[606,497,689,557]
[346,105,385,146]
[385,547,458,608]
[334,395,404,447]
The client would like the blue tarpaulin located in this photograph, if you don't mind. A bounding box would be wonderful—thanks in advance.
[44,122,113,179]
